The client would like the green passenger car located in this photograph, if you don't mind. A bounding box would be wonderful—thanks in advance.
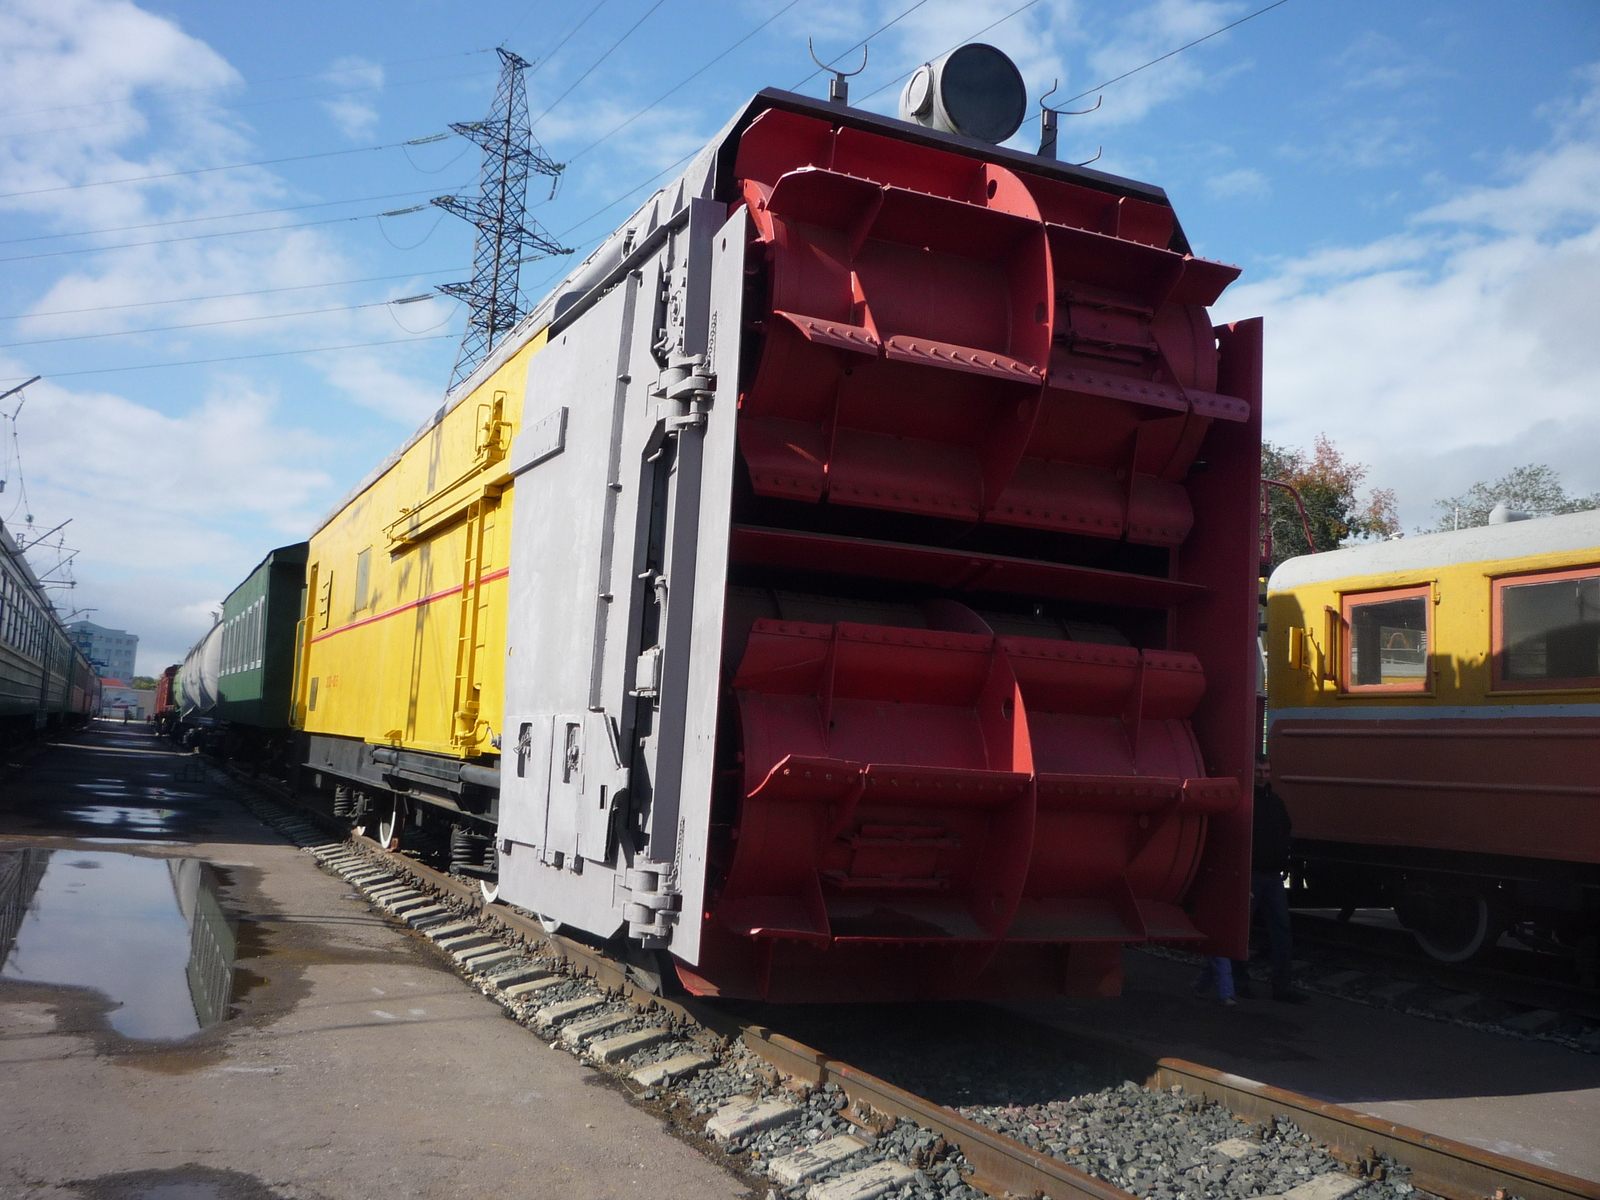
[215,542,309,729]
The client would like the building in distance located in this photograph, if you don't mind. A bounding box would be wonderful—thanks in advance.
[68,620,139,682]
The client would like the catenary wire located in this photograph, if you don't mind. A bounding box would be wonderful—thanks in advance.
[0,135,448,202]
[0,49,492,121]
[855,0,1044,104]
[1048,0,1295,110]
[531,0,668,126]
[0,206,435,265]
[377,211,448,252]
[554,0,1237,245]
[0,185,469,247]
[0,296,441,351]
[566,0,805,163]
[789,0,933,91]
[0,334,455,384]
[513,0,613,75]
[0,268,469,323]
[552,150,698,240]
[0,66,500,143]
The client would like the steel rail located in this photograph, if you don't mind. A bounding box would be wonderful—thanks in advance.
[1150,1059,1600,1200]
[244,774,1599,1200]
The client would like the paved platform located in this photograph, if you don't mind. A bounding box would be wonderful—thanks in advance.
[0,722,744,1200]
[1002,950,1600,1183]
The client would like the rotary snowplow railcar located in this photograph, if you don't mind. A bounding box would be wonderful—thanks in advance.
[291,56,1263,1001]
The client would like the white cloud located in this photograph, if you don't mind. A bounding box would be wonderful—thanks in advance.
[0,368,332,667]
[319,55,385,140]
[0,0,453,669]
[1205,166,1269,199]
[1333,30,1441,93]
[1215,62,1600,528]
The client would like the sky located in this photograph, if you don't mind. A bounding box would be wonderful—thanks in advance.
[0,0,1597,673]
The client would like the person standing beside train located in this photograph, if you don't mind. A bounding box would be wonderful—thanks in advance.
[1237,755,1309,1003]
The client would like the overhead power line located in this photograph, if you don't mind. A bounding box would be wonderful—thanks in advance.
[0,267,468,323]
[567,0,805,163]
[509,0,612,73]
[0,204,435,266]
[1052,0,1295,110]
[0,66,499,143]
[0,49,493,122]
[857,0,1043,104]
[0,295,438,351]
[0,333,454,384]
[552,0,1285,248]
[0,182,467,248]
[790,0,932,92]
[530,0,668,126]
[0,134,450,202]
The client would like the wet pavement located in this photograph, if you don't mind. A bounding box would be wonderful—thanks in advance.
[0,721,746,1200]
[2,849,236,1039]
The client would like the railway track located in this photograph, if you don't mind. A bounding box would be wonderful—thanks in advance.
[1283,913,1600,1046]
[217,765,1600,1200]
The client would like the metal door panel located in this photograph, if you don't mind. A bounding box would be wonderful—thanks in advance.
[497,712,553,849]
[647,205,748,964]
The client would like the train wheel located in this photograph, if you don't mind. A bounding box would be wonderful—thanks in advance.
[1402,885,1504,964]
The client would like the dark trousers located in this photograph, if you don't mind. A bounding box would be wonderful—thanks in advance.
[1247,868,1294,992]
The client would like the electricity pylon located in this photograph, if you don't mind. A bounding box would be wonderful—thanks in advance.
[434,47,570,391]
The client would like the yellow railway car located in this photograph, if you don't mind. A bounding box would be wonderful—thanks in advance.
[293,334,545,834]
[1266,509,1600,968]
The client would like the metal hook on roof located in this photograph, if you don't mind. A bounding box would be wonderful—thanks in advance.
[1038,84,1102,159]
[809,38,868,105]
[1074,147,1103,167]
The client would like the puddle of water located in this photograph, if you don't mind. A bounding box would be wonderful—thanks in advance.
[71,1166,283,1200]
[0,847,238,1040]
[61,805,177,832]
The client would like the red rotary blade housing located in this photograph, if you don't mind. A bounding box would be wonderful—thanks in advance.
[680,106,1261,1001]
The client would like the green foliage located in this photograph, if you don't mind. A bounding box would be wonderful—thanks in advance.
[1431,464,1600,530]
[129,675,159,690]
[1261,435,1398,571]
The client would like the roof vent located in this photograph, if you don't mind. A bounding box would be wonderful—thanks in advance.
[1488,503,1535,524]
[899,44,1027,145]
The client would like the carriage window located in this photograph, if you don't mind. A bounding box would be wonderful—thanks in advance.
[1495,568,1600,688]
[1342,587,1429,692]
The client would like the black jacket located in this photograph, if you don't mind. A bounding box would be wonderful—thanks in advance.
[1252,783,1293,873]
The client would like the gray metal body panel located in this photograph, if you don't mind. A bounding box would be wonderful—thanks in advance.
[496,192,731,958]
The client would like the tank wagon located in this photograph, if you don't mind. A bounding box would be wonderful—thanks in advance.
[0,519,97,737]
[200,53,1264,1000]
[1266,509,1600,969]
[172,543,307,751]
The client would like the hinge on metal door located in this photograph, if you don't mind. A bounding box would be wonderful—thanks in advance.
[619,861,680,948]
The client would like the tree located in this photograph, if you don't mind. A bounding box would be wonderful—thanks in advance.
[129,675,159,690]
[1432,464,1600,531]
[1261,434,1398,570]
